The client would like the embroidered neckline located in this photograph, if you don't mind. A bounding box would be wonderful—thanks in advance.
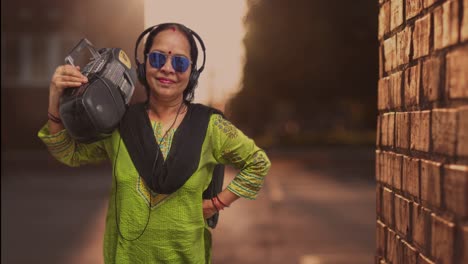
[151,121,175,160]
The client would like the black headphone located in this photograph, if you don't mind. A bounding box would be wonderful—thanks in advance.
[134,23,206,100]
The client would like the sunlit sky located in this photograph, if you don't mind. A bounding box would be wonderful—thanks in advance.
[144,0,247,107]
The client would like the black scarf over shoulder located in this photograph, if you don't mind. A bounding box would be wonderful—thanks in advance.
[119,102,224,198]
[119,103,224,228]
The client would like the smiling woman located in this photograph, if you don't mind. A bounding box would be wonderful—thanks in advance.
[38,21,270,264]
[144,0,247,109]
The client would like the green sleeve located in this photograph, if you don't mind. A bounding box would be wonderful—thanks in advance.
[37,123,109,167]
[210,114,271,200]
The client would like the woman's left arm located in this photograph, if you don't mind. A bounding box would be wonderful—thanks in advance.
[210,114,271,206]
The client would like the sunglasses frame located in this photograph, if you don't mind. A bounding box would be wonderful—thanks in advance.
[146,51,192,73]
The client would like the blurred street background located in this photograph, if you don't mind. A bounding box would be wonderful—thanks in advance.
[2,0,378,263]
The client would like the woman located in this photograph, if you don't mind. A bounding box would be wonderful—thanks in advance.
[38,23,271,263]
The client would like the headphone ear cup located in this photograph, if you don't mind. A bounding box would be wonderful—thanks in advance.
[188,70,200,90]
[137,63,147,85]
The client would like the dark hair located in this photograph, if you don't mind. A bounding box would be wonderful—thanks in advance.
[143,23,199,103]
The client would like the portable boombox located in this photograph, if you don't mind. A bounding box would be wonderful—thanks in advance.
[59,38,137,143]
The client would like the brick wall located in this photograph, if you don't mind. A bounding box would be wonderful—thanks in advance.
[376,0,468,263]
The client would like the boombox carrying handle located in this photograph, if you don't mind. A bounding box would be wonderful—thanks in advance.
[65,38,101,69]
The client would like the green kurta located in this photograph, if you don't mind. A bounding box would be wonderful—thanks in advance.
[38,113,271,263]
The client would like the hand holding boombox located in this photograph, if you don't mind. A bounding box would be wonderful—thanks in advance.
[57,39,137,143]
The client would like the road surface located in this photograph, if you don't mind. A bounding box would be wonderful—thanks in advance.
[2,147,376,264]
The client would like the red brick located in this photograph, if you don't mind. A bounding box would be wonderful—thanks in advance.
[385,152,393,185]
[407,0,423,20]
[379,1,391,39]
[458,107,468,157]
[383,187,395,227]
[384,152,392,185]
[391,0,404,31]
[383,112,395,147]
[401,239,418,264]
[376,150,381,182]
[394,194,411,238]
[420,160,442,208]
[443,165,468,218]
[378,77,390,110]
[422,56,441,102]
[377,116,381,147]
[382,114,388,147]
[377,220,387,257]
[463,0,468,41]
[433,6,443,49]
[404,63,421,107]
[410,110,430,152]
[418,254,435,264]
[386,229,398,263]
[423,0,440,8]
[379,46,384,78]
[403,156,420,198]
[420,111,431,151]
[387,113,395,147]
[391,153,403,189]
[409,111,419,149]
[433,0,459,50]
[446,46,468,99]
[390,71,403,108]
[431,214,455,264]
[397,26,411,66]
[396,112,410,149]
[413,14,431,59]
[432,109,458,156]
[395,154,403,190]
[461,225,468,264]
[381,114,388,147]
[381,152,389,184]
[384,36,397,72]
[376,150,382,182]
[412,204,431,254]
[396,236,405,263]
[385,152,392,185]
[377,184,382,217]
[444,0,459,44]
[381,151,390,185]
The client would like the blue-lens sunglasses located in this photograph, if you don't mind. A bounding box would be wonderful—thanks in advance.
[147,51,191,73]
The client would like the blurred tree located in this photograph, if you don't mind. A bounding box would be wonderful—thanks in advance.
[228,0,378,147]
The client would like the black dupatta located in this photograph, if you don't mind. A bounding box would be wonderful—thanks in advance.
[119,103,224,227]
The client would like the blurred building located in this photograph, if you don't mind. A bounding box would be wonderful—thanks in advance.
[1,0,145,151]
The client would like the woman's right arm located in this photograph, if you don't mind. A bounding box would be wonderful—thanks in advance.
[47,64,88,134]
[38,64,108,167]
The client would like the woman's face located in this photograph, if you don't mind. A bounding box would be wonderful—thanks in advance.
[145,28,192,102]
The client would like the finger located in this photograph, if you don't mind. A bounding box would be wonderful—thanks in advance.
[54,65,64,75]
[61,64,85,78]
[54,65,73,76]
[58,75,88,83]
[57,81,84,89]
[203,211,213,219]
[202,208,216,219]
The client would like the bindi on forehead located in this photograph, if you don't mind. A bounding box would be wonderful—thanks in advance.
[170,26,176,32]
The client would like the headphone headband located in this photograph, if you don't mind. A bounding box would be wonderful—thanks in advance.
[134,23,206,74]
